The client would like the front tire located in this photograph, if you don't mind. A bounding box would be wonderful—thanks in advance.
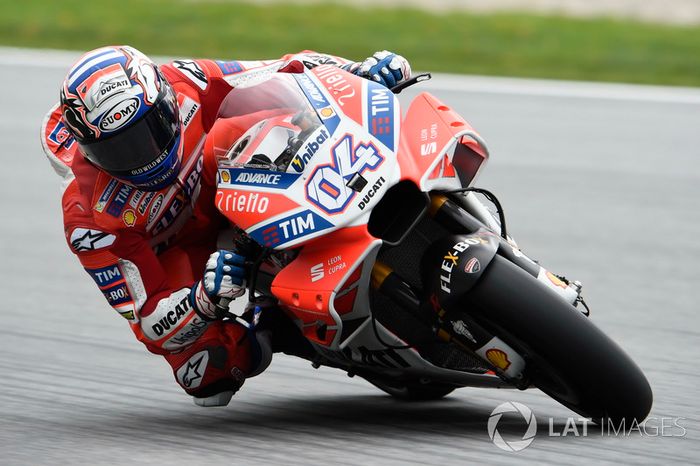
[462,255,652,424]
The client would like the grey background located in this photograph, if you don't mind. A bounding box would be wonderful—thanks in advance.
[1,49,698,464]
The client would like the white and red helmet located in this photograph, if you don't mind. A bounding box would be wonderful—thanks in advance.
[60,46,181,190]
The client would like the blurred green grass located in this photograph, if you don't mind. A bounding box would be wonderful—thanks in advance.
[3,0,700,86]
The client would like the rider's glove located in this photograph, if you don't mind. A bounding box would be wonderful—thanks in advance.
[191,250,247,320]
[346,51,412,89]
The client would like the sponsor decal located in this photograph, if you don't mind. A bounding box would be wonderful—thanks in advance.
[290,128,329,173]
[137,191,156,215]
[311,262,324,282]
[151,295,191,337]
[47,120,75,150]
[95,76,130,102]
[99,98,140,132]
[94,179,119,213]
[102,282,132,306]
[225,168,300,189]
[485,348,512,371]
[117,308,136,321]
[419,123,440,159]
[149,156,202,235]
[421,142,437,156]
[173,60,208,91]
[319,107,335,118]
[182,155,203,199]
[166,317,209,348]
[123,209,136,227]
[451,320,476,343]
[306,134,384,215]
[106,184,134,217]
[76,63,130,111]
[147,194,165,224]
[249,209,333,247]
[366,83,395,150]
[215,190,269,214]
[220,170,230,183]
[179,95,200,129]
[130,150,168,176]
[357,176,386,210]
[292,73,340,134]
[464,257,481,274]
[176,350,209,389]
[85,263,123,288]
[151,193,185,236]
[295,73,327,104]
[310,255,345,282]
[314,65,356,107]
[216,60,243,75]
[70,228,116,252]
[440,238,486,293]
[546,271,568,289]
[128,190,145,209]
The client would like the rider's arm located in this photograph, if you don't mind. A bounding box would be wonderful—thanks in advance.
[62,185,213,354]
[162,50,409,133]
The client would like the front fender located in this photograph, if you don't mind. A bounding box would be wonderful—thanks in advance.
[421,229,500,309]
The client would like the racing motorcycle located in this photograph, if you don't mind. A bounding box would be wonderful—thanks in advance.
[212,62,652,424]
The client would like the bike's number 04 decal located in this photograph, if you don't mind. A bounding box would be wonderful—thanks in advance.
[305,134,384,214]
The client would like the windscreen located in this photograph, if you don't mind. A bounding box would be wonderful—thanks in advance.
[217,74,325,172]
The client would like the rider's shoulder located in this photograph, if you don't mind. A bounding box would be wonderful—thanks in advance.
[162,58,223,93]
[40,103,78,181]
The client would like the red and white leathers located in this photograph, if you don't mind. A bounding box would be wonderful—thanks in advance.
[41,51,354,401]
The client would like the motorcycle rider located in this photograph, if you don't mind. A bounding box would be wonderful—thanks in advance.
[40,45,411,407]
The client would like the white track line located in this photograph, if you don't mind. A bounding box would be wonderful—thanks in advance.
[3,46,700,104]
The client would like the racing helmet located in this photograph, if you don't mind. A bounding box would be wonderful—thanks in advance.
[60,46,181,190]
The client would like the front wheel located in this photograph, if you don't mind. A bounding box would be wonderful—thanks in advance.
[460,255,652,424]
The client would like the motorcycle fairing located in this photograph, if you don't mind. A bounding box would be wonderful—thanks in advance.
[270,225,381,347]
[398,92,488,191]
[216,68,401,250]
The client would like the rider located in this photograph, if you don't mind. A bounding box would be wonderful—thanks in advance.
[40,45,411,407]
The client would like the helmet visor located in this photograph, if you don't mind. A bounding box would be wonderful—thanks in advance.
[79,91,180,176]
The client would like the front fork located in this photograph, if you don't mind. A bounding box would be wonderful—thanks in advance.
[369,193,585,387]
[430,193,584,307]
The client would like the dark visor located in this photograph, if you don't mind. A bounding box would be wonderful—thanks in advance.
[80,92,180,174]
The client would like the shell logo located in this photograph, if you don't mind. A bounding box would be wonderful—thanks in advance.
[320,106,335,118]
[220,170,230,183]
[486,348,511,370]
[123,209,137,227]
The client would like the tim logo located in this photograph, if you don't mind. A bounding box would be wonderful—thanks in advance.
[306,134,383,215]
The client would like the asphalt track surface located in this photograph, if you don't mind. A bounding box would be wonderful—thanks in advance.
[1,48,698,465]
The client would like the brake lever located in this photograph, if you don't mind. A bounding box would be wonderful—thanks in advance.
[390,73,432,94]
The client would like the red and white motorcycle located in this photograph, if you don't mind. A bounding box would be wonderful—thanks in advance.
[213,63,652,423]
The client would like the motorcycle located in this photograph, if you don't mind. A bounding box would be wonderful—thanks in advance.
[212,62,652,423]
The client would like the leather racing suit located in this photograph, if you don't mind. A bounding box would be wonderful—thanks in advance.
[40,52,354,401]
